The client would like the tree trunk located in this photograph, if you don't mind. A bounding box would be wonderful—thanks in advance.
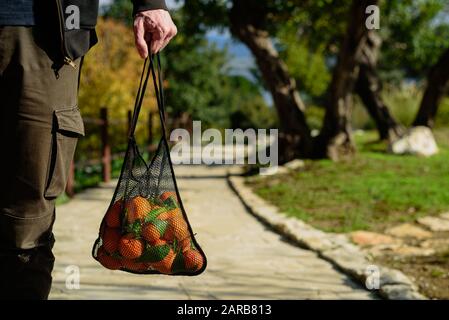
[413,48,449,128]
[355,31,403,142]
[229,2,312,163]
[317,0,377,160]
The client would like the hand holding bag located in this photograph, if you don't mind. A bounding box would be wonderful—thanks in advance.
[92,54,207,275]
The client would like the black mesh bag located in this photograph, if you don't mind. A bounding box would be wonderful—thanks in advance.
[92,54,207,275]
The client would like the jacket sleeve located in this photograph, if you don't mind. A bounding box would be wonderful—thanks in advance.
[132,0,168,15]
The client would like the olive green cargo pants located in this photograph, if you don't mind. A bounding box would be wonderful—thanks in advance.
[0,26,83,299]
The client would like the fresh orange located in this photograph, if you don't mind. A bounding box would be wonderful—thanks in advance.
[163,214,189,242]
[183,249,204,272]
[142,224,160,244]
[152,238,168,247]
[148,248,175,274]
[97,247,122,270]
[102,227,121,254]
[146,206,168,221]
[142,219,168,244]
[105,200,123,228]
[125,196,152,223]
[160,191,177,202]
[122,259,148,272]
[157,208,182,221]
[118,234,144,259]
[179,237,192,253]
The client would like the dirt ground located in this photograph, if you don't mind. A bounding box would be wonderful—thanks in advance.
[375,232,449,300]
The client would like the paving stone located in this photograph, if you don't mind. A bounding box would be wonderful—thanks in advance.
[420,238,449,251]
[385,223,433,239]
[390,245,435,257]
[365,244,402,258]
[439,212,449,220]
[417,216,449,232]
[350,231,399,247]
[380,284,426,300]
[283,159,305,170]
[229,175,423,300]
[379,268,414,286]
[49,165,375,300]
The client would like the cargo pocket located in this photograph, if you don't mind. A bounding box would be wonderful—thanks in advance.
[44,106,85,199]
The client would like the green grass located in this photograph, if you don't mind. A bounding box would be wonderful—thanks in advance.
[249,129,449,233]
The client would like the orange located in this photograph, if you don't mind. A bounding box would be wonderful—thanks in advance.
[179,237,192,253]
[160,191,177,202]
[142,224,160,244]
[146,206,168,221]
[157,208,182,221]
[183,249,203,272]
[118,234,144,259]
[97,247,122,270]
[125,196,152,223]
[102,227,121,254]
[163,214,189,242]
[152,238,168,247]
[142,219,168,244]
[148,248,175,274]
[105,200,123,228]
[122,259,148,272]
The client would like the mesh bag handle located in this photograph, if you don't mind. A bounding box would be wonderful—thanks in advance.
[129,54,166,139]
[92,54,207,276]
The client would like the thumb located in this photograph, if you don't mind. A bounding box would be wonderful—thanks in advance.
[133,17,148,59]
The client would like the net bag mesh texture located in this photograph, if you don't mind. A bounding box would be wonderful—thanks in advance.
[92,55,207,275]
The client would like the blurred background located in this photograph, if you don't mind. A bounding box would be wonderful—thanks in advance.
[68,0,449,298]
[75,0,449,177]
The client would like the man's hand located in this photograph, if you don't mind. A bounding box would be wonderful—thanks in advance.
[133,9,177,58]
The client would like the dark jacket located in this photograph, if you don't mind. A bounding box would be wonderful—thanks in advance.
[56,0,167,67]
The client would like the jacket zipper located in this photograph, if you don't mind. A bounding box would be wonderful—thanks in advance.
[55,0,77,69]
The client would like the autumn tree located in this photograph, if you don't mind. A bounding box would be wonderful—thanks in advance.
[78,18,153,158]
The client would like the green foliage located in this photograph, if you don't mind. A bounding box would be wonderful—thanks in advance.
[381,0,449,80]
[102,0,134,26]
[162,7,272,129]
[78,18,149,161]
[278,29,331,99]
[162,35,233,128]
[352,84,424,130]
[381,84,423,126]
[227,76,277,129]
[178,0,229,34]
[435,98,449,127]
[304,105,325,130]
[278,0,350,51]
[351,96,376,131]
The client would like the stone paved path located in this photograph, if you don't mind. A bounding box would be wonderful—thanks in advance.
[49,165,376,299]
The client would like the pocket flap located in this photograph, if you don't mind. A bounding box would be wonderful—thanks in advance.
[54,107,85,136]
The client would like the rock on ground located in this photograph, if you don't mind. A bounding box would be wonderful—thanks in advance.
[389,126,438,157]
[417,216,449,232]
[385,223,433,240]
[350,231,399,247]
